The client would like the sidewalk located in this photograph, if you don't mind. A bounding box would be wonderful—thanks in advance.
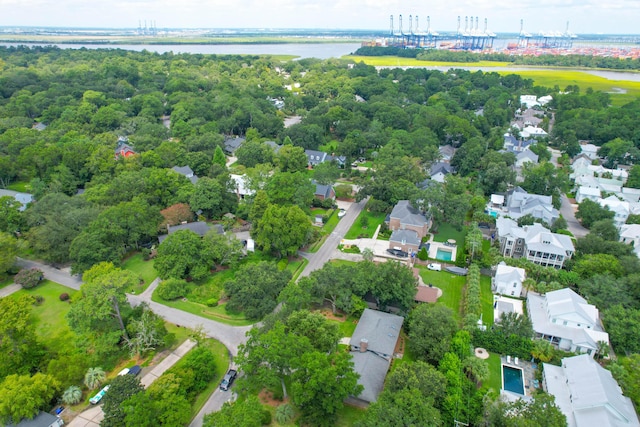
[67,339,197,427]
[0,283,21,298]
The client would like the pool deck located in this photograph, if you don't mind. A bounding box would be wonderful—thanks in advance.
[428,240,457,262]
[501,355,539,398]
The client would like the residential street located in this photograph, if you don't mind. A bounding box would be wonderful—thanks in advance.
[560,194,589,238]
[16,258,82,290]
[299,197,368,278]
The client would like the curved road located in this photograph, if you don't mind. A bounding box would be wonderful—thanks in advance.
[14,196,367,426]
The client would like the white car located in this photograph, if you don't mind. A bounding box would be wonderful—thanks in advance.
[337,209,346,218]
[427,263,442,271]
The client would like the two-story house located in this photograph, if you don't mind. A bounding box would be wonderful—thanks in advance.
[387,200,431,253]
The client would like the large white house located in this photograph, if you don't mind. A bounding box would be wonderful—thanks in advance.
[527,288,609,357]
[543,354,639,427]
[493,262,526,297]
[496,218,574,269]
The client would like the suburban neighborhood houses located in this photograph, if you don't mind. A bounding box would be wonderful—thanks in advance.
[0,46,639,427]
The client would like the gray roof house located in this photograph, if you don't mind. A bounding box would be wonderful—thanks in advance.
[349,309,404,403]
[305,150,346,168]
[311,180,335,200]
[496,218,574,268]
[543,354,639,427]
[171,165,199,184]
[528,288,609,357]
[439,144,456,162]
[505,187,559,225]
[389,229,421,250]
[158,221,223,244]
[0,189,34,212]
[429,162,453,183]
[6,411,64,427]
[223,136,245,154]
[388,200,430,237]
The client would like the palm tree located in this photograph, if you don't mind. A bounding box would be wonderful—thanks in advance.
[531,339,555,363]
[522,278,537,297]
[62,385,82,405]
[596,340,610,360]
[84,367,106,390]
[275,403,295,424]
[362,247,374,262]
[464,356,490,386]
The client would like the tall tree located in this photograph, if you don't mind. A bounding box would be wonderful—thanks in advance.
[408,304,458,365]
[102,375,144,427]
[253,204,312,258]
[154,229,211,281]
[0,373,60,425]
[0,296,44,379]
[67,262,138,342]
[277,144,308,173]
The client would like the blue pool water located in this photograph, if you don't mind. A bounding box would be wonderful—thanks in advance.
[503,365,525,395]
[436,248,452,261]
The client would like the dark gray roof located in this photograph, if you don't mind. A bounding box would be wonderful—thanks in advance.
[389,200,428,227]
[7,412,61,427]
[171,165,199,184]
[312,180,334,199]
[264,140,281,152]
[158,221,223,243]
[224,136,245,153]
[350,309,403,361]
[305,150,327,165]
[430,162,453,176]
[389,229,420,246]
[349,309,404,403]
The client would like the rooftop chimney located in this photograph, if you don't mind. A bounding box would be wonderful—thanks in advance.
[359,338,368,353]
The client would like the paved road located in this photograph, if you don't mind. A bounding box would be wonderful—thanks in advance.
[560,194,589,238]
[298,197,368,278]
[16,258,83,290]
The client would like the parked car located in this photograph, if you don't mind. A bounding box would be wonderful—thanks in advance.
[220,369,237,391]
[338,209,346,218]
[427,263,442,271]
[386,248,408,258]
[117,368,130,376]
[128,365,141,376]
[89,385,110,405]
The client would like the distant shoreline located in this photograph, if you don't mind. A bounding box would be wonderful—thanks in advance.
[0,35,365,45]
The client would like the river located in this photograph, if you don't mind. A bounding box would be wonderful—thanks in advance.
[2,41,639,82]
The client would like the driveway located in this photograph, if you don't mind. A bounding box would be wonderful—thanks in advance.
[559,194,589,238]
[298,197,368,278]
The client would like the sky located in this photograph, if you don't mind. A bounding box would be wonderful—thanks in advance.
[1,0,638,35]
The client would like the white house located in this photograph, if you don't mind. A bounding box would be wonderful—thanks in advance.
[598,196,630,229]
[543,354,639,427]
[527,288,609,357]
[493,262,526,297]
[520,95,539,108]
[230,174,255,199]
[579,143,600,160]
[575,186,601,204]
[620,224,640,257]
[521,126,548,139]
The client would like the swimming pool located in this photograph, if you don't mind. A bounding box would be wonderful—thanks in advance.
[502,365,525,395]
[436,248,452,261]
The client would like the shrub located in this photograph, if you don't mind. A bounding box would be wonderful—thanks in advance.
[277,258,288,271]
[275,403,295,424]
[359,215,369,227]
[15,268,44,289]
[261,409,272,425]
[417,247,429,261]
[140,247,152,260]
[59,293,70,301]
[156,278,189,301]
[33,295,44,305]
[335,184,353,199]
[205,298,218,307]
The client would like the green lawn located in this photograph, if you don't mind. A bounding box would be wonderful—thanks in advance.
[335,404,367,426]
[326,314,359,338]
[286,257,308,282]
[432,223,468,245]
[7,181,30,192]
[418,268,465,319]
[486,353,503,393]
[10,280,78,344]
[153,289,254,326]
[480,275,494,327]
[344,211,386,239]
[122,253,157,294]
[307,209,341,253]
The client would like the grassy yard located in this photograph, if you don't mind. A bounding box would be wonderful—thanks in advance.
[418,268,465,319]
[344,210,386,239]
[286,257,308,282]
[7,180,31,192]
[122,252,157,294]
[10,280,78,345]
[0,275,14,289]
[307,209,340,253]
[486,353,503,393]
[431,223,468,245]
[480,275,494,327]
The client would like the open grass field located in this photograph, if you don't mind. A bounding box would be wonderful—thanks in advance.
[418,268,465,319]
[347,55,511,68]
[495,70,640,106]
[486,353,503,393]
[344,211,387,239]
[122,252,157,294]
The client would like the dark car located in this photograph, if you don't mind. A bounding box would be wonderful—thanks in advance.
[128,365,141,376]
[220,369,237,391]
[386,248,408,258]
